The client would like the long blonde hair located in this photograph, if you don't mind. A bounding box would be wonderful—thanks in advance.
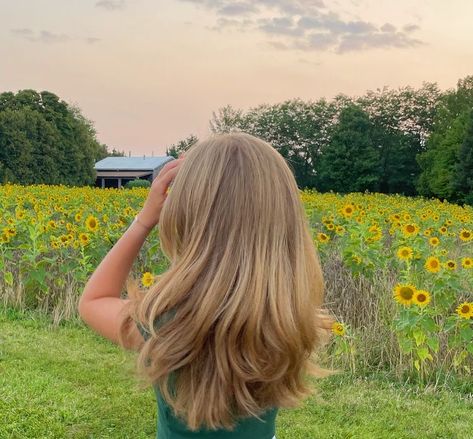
[119,132,338,431]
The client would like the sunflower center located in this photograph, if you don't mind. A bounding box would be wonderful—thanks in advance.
[417,293,426,302]
[406,225,415,233]
[461,305,470,314]
[400,287,414,300]
[430,260,439,268]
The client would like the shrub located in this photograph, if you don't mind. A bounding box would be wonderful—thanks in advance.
[125,179,151,189]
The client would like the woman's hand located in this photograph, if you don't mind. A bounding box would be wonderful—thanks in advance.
[136,155,185,229]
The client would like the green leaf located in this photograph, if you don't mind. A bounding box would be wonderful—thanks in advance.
[467,343,473,355]
[426,336,440,353]
[413,329,426,346]
[460,326,473,343]
[398,336,413,354]
[420,316,437,332]
[444,316,457,332]
[414,359,420,371]
[416,346,430,361]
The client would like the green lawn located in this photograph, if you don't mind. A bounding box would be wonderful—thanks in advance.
[1,307,472,439]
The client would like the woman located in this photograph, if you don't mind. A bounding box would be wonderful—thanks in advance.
[79,132,337,438]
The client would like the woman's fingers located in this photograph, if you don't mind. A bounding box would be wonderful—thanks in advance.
[159,157,183,179]
[154,160,183,195]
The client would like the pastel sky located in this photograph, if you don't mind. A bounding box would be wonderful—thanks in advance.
[1,0,472,155]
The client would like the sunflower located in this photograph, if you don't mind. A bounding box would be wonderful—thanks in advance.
[393,283,416,306]
[75,212,82,222]
[59,234,69,244]
[352,254,362,264]
[326,223,335,231]
[368,225,382,241]
[438,226,448,235]
[412,289,431,307]
[444,260,457,270]
[459,229,472,242]
[331,322,346,336]
[456,302,473,319]
[79,233,90,246]
[425,256,441,273]
[397,246,413,261]
[317,233,330,243]
[335,225,345,235]
[48,220,56,229]
[0,232,10,243]
[142,272,155,287]
[461,257,473,269]
[3,226,15,237]
[85,215,99,232]
[429,237,440,247]
[341,204,355,217]
[402,223,420,237]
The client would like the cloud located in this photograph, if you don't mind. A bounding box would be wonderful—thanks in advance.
[86,37,101,44]
[11,28,34,37]
[11,28,70,43]
[95,0,126,10]
[337,31,423,53]
[177,0,424,53]
[37,31,70,43]
[218,2,258,16]
[11,28,100,45]
[403,24,420,33]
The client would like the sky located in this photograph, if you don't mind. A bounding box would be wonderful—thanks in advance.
[1,0,473,155]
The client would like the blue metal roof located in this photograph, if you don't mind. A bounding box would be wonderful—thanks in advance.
[94,156,174,171]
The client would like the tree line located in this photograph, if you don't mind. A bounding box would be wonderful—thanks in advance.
[1,77,472,205]
[169,76,473,206]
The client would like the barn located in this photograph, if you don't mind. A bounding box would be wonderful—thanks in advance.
[94,156,174,189]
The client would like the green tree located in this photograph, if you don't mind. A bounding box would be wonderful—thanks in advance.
[0,107,62,185]
[453,109,473,205]
[0,89,113,186]
[166,134,198,158]
[210,100,338,189]
[416,76,473,200]
[316,105,381,193]
[356,82,442,195]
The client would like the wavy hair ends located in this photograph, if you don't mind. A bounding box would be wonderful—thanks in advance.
[119,132,339,431]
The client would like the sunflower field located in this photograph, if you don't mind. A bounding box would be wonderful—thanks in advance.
[1,183,473,382]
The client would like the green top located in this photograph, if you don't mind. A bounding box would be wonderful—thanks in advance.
[136,320,278,439]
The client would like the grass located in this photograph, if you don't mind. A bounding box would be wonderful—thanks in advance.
[1,306,473,439]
